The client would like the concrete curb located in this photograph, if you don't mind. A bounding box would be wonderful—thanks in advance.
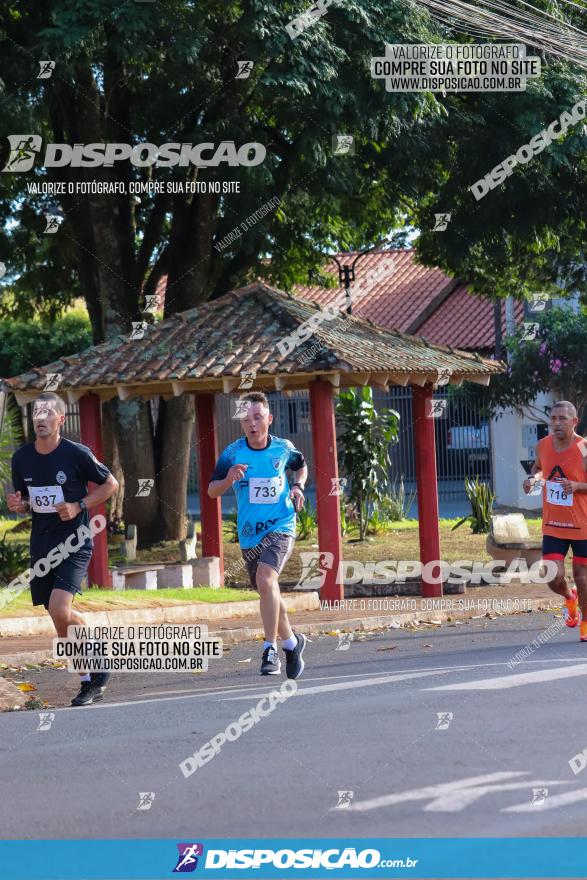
[0,592,321,638]
[0,595,562,666]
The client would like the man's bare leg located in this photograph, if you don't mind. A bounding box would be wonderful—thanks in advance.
[256,562,294,643]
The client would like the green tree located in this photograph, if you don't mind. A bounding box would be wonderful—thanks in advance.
[336,387,399,541]
[454,305,587,430]
[0,311,92,378]
[0,1,584,544]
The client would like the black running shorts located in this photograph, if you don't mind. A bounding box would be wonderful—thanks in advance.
[30,547,92,609]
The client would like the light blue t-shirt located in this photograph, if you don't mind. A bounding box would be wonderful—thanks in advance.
[210,435,305,549]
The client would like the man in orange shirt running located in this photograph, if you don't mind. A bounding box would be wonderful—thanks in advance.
[523,401,587,639]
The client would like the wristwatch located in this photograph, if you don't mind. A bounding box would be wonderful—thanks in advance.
[79,499,87,513]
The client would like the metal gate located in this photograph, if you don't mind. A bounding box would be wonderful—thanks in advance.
[374,387,492,502]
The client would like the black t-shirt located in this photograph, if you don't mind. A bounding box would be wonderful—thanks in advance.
[11,438,111,559]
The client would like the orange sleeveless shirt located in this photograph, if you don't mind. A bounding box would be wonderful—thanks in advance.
[537,434,587,539]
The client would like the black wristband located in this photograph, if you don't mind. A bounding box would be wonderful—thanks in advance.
[292,482,305,491]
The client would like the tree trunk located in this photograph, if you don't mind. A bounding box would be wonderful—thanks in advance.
[155,396,195,541]
[110,398,160,548]
[103,400,125,519]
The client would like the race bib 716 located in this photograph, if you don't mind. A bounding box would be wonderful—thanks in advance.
[546,480,573,507]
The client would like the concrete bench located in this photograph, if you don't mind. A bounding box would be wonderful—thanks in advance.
[111,557,221,590]
[112,564,165,591]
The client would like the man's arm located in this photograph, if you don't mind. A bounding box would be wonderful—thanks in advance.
[7,455,30,514]
[523,453,543,494]
[208,464,247,498]
[561,438,587,494]
[54,474,119,522]
[289,464,308,512]
[83,473,119,508]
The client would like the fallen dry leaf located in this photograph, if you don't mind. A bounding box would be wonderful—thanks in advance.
[15,682,36,692]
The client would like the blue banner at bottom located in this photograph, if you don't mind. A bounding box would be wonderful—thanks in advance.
[0,838,583,879]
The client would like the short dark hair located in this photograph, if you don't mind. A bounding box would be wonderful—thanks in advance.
[238,391,269,410]
[33,392,66,416]
[551,400,577,418]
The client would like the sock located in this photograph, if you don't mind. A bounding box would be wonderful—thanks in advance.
[282,635,298,651]
[263,640,277,651]
[80,673,91,683]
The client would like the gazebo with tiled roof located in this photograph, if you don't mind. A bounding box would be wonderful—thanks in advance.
[2,282,504,599]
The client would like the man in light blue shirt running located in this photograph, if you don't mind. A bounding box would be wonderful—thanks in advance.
[209,391,308,678]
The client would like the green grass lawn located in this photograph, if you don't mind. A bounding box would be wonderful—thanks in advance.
[0,585,256,617]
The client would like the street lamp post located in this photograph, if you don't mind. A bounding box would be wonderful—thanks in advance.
[309,243,387,315]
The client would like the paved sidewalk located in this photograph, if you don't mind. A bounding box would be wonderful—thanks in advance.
[0,583,562,665]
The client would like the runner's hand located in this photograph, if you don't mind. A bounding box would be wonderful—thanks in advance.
[6,491,29,514]
[227,464,248,485]
[523,478,535,495]
[290,485,305,512]
[561,479,577,493]
[54,501,81,521]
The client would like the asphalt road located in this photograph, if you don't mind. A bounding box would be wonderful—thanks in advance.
[2,611,587,839]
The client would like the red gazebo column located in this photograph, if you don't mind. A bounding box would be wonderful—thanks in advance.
[194,393,224,582]
[309,379,343,602]
[78,393,112,588]
[413,384,442,598]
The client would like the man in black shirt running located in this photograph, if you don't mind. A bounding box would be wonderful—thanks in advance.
[8,392,119,706]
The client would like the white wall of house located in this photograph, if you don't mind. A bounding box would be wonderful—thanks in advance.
[490,392,553,510]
